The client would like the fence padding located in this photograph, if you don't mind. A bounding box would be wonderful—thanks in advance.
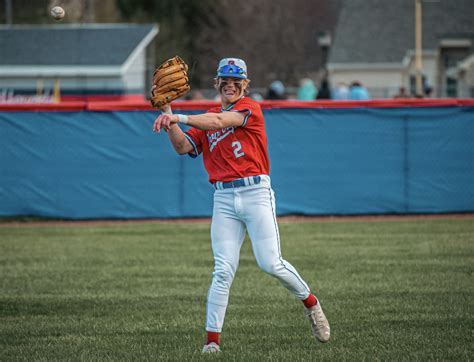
[0,105,473,218]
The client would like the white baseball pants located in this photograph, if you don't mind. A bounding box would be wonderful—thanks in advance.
[206,175,311,332]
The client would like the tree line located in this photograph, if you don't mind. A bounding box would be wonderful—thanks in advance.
[5,0,341,88]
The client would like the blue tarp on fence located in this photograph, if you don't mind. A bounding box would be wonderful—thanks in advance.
[0,106,473,218]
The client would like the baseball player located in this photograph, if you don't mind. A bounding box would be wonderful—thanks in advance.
[153,58,330,353]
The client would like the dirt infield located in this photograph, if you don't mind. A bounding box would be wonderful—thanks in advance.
[0,213,473,228]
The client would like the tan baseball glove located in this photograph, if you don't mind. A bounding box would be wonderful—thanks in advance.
[150,56,191,108]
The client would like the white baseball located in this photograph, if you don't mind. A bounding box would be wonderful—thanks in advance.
[50,6,65,20]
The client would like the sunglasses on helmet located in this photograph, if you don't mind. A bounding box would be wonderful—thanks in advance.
[217,65,247,78]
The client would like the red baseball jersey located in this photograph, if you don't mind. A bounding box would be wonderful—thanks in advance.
[184,97,270,183]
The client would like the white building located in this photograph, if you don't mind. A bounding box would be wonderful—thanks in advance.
[327,0,474,98]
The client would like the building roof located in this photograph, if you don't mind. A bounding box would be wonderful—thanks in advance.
[0,24,158,66]
[329,0,474,65]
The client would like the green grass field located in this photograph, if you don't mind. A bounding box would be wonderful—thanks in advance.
[1,218,473,360]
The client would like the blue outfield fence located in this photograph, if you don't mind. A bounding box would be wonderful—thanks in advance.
[0,105,473,219]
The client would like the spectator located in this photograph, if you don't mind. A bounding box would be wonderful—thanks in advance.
[316,78,331,100]
[349,81,370,100]
[393,86,410,99]
[250,92,264,101]
[297,78,317,100]
[266,80,286,100]
[185,90,207,101]
[332,82,350,100]
[190,90,207,100]
[424,86,434,98]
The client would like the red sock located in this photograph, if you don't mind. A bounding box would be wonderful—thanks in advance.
[206,331,220,345]
[302,293,318,308]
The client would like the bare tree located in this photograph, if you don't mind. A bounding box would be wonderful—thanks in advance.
[6,0,341,90]
[194,0,342,88]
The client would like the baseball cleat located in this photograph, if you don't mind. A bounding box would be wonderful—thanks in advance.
[305,302,330,343]
[202,342,221,353]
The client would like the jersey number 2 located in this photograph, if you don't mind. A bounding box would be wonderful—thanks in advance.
[232,141,245,158]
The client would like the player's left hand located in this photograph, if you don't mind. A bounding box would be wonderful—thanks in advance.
[150,55,190,109]
[153,113,178,133]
